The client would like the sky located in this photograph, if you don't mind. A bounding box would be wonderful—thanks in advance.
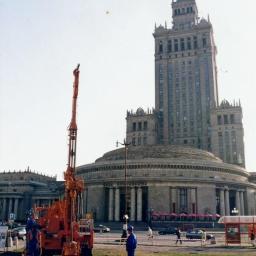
[0,0,256,180]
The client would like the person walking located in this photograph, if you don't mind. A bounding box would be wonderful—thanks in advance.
[126,225,137,256]
[147,226,153,240]
[175,228,182,245]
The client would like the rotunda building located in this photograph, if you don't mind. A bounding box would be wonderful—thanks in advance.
[77,145,256,222]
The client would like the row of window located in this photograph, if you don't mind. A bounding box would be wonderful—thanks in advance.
[132,136,147,146]
[174,7,194,16]
[158,36,207,54]
[132,121,148,132]
[217,114,235,125]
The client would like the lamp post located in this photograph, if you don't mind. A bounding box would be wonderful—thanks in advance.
[231,207,239,216]
[116,139,131,238]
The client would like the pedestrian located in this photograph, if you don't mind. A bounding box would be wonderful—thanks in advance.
[202,229,207,246]
[126,225,137,256]
[250,231,255,247]
[147,226,153,240]
[175,228,182,245]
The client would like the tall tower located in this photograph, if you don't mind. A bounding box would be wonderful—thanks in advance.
[211,100,245,167]
[154,0,218,150]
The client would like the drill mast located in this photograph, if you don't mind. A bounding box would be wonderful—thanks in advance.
[64,64,84,246]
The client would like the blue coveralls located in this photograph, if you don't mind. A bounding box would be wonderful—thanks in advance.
[126,233,137,256]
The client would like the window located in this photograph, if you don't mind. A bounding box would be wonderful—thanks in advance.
[193,36,198,49]
[174,39,179,52]
[202,38,207,48]
[224,115,228,124]
[143,121,148,130]
[159,41,163,54]
[230,114,235,124]
[217,115,222,125]
[138,122,142,131]
[168,40,172,53]
[138,137,141,145]
[187,37,191,50]
[143,136,147,145]
[180,38,185,51]
[132,137,136,146]
[132,122,136,131]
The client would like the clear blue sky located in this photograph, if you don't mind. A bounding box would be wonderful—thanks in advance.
[0,0,256,180]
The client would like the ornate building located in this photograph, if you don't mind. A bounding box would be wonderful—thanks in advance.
[76,145,256,221]
[0,0,253,223]
[0,169,61,221]
[76,0,252,221]
[126,0,245,167]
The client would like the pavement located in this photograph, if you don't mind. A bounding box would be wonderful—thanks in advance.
[1,231,256,255]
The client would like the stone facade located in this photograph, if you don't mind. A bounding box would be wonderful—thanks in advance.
[0,169,62,221]
[125,0,245,168]
[126,108,157,146]
[77,145,256,222]
[211,100,245,167]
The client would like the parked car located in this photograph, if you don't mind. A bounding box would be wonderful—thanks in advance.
[11,226,26,240]
[185,229,214,240]
[158,227,177,235]
[93,225,110,233]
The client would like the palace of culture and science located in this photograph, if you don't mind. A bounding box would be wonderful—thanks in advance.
[127,0,245,167]
[0,0,254,222]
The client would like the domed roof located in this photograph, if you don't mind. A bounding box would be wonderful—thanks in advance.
[95,144,222,163]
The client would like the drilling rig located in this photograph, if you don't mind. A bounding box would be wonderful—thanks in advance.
[32,65,94,256]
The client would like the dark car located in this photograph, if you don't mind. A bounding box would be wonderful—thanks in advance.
[158,227,177,235]
[93,225,110,233]
[11,226,26,240]
[185,229,214,240]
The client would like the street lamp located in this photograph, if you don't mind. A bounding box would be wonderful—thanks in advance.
[231,207,239,216]
[116,139,131,238]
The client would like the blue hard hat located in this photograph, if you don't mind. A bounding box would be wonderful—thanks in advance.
[127,225,134,231]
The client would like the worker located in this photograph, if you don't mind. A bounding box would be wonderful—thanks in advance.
[27,224,40,256]
[126,225,137,256]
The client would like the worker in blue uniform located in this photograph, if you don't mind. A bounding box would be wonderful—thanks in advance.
[126,225,137,256]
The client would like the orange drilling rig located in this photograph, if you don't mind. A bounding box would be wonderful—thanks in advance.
[33,65,94,256]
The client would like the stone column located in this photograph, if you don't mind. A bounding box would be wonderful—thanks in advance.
[114,188,120,221]
[225,189,230,215]
[137,187,142,222]
[171,188,176,213]
[1,199,6,220]
[130,187,136,221]
[83,189,87,214]
[14,198,19,219]
[240,191,245,215]
[191,188,196,213]
[108,188,114,221]
[8,198,13,217]
[220,189,225,216]
[235,191,240,214]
